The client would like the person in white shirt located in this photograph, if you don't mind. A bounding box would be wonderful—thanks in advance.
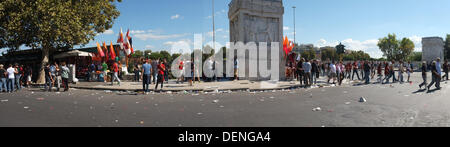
[6,64,17,93]
[302,59,312,87]
[328,61,337,84]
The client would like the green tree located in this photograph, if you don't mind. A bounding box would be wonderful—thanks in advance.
[132,50,144,58]
[320,47,338,61]
[0,0,121,83]
[407,52,422,61]
[445,34,450,60]
[377,33,414,61]
[302,48,316,61]
[398,38,415,60]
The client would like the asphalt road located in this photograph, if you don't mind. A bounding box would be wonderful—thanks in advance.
[0,73,449,127]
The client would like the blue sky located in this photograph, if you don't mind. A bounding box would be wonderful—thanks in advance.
[4,0,450,58]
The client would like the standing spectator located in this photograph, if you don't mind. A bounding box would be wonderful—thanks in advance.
[151,59,158,84]
[55,63,61,91]
[311,60,319,85]
[296,58,304,86]
[234,57,239,81]
[6,64,17,93]
[303,59,311,87]
[352,61,360,80]
[25,65,32,88]
[155,59,166,92]
[111,61,121,86]
[0,64,6,92]
[141,59,152,94]
[442,59,449,81]
[14,63,22,91]
[102,61,108,83]
[164,59,169,83]
[134,63,140,82]
[177,59,184,84]
[88,62,96,82]
[328,61,337,84]
[188,59,194,86]
[50,63,57,91]
[428,61,441,91]
[44,63,52,92]
[363,61,371,84]
[419,61,427,90]
[60,62,70,92]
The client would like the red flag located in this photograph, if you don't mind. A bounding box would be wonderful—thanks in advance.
[117,28,124,50]
[123,29,132,55]
[110,41,116,60]
[96,42,105,57]
[126,29,134,54]
[103,41,109,60]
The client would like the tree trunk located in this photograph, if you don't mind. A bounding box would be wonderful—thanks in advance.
[36,47,50,84]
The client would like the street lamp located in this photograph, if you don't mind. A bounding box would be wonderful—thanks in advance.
[292,6,296,45]
[212,0,216,51]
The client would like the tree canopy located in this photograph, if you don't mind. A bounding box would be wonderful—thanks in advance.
[0,0,121,83]
[377,33,415,61]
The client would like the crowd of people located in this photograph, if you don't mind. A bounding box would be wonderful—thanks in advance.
[0,62,70,93]
[0,63,33,93]
[1,56,448,94]
[286,57,449,92]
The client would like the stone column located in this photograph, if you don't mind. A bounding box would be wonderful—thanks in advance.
[228,0,286,81]
[422,37,444,63]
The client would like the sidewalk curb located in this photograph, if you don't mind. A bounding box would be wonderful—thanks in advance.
[70,85,302,93]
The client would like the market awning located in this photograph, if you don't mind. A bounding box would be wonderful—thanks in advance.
[54,50,92,59]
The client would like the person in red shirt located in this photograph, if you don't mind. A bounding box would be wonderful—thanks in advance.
[352,61,360,80]
[177,60,184,84]
[111,61,121,86]
[155,59,166,91]
[377,62,383,83]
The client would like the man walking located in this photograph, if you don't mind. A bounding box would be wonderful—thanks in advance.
[352,61,360,80]
[442,59,449,81]
[428,61,441,91]
[419,61,427,89]
[141,60,152,94]
[111,61,121,86]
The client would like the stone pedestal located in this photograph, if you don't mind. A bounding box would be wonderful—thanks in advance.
[422,37,444,63]
[228,0,285,81]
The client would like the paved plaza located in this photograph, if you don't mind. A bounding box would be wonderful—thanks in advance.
[0,73,449,127]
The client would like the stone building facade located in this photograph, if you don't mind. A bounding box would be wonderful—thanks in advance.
[228,0,285,81]
[422,37,444,63]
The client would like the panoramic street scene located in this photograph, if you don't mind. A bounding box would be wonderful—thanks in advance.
[1,0,450,128]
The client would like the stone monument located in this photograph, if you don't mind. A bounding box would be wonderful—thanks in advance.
[228,0,285,81]
[422,37,444,63]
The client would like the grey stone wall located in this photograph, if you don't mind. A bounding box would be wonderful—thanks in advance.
[422,37,444,63]
[228,0,285,81]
